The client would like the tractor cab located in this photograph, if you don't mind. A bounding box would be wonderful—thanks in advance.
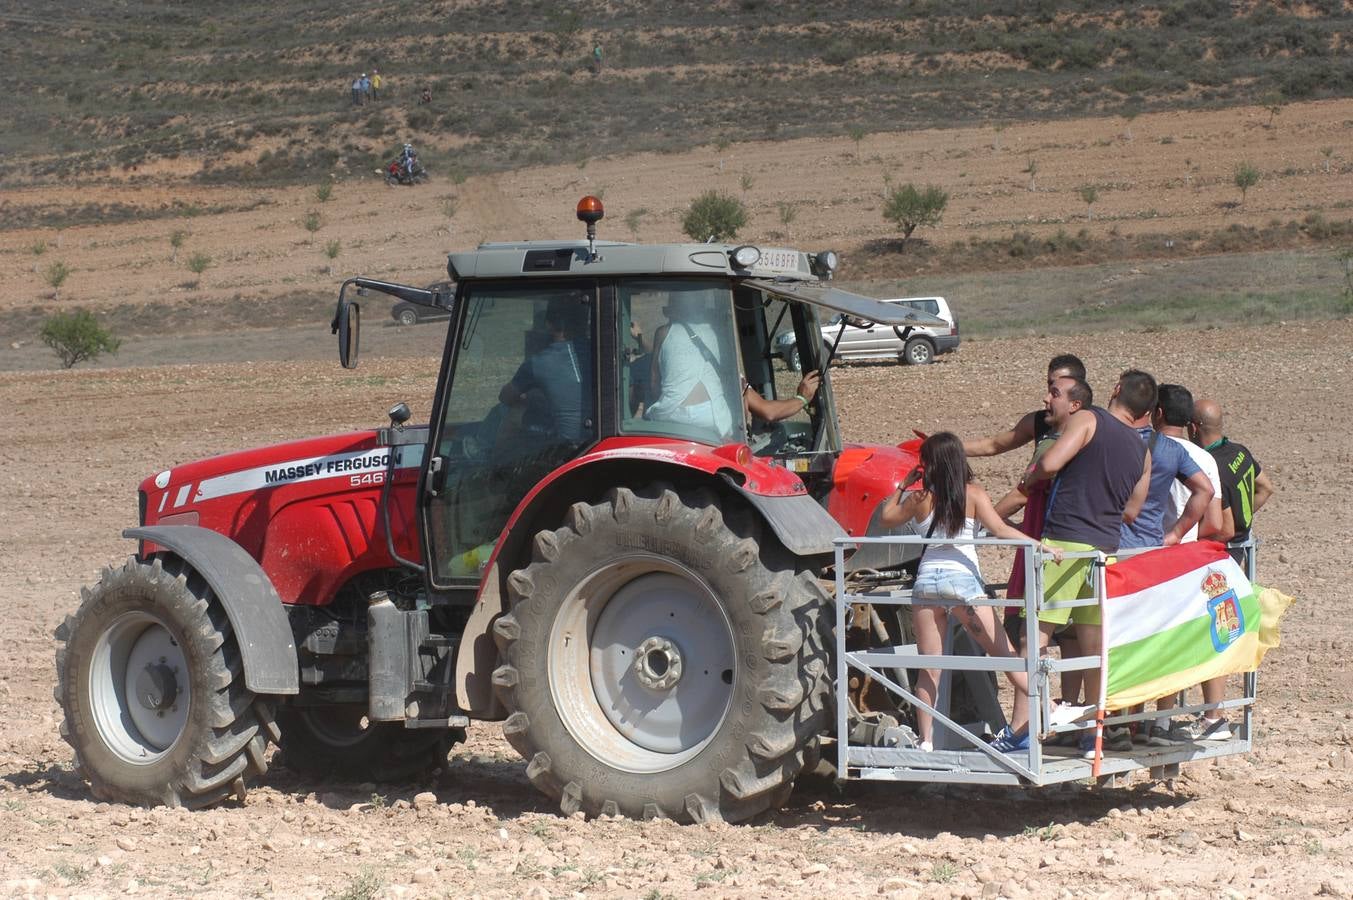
[333,197,947,595]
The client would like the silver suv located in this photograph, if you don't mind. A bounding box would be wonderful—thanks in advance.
[779,296,959,367]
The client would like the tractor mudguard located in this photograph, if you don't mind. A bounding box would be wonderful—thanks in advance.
[721,475,845,557]
[125,526,299,696]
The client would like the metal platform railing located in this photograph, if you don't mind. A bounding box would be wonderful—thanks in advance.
[832,534,1259,786]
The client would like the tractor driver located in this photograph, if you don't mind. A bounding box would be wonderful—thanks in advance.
[498,295,594,445]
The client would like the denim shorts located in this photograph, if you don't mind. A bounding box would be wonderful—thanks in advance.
[912,568,987,605]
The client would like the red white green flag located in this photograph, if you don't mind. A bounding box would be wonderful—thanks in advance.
[1103,541,1292,709]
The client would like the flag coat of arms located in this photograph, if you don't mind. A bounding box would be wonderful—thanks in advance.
[1102,541,1292,709]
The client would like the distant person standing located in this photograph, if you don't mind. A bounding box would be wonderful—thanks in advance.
[371,69,383,101]
[350,75,362,106]
[359,73,371,104]
[592,43,603,75]
[420,86,432,104]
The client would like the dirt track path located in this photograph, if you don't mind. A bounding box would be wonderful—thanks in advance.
[1,320,1349,898]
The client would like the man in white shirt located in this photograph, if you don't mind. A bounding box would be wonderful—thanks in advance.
[1154,383,1235,743]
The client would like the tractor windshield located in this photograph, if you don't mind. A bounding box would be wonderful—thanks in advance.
[618,279,747,447]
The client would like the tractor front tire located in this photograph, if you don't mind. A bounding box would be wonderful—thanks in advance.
[276,706,464,781]
[54,556,279,808]
[492,486,830,823]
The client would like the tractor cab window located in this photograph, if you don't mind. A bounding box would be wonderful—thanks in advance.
[618,279,746,447]
[739,289,838,457]
[424,285,596,582]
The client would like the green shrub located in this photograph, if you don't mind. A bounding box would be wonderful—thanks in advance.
[681,191,747,242]
[314,181,333,203]
[40,310,120,369]
[882,183,948,250]
[1234,163,1260,204]
[44,261,71,299]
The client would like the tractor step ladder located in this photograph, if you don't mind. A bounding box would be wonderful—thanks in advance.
[832,535,1258,786]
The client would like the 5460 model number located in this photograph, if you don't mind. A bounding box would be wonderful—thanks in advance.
[351,472,386,487]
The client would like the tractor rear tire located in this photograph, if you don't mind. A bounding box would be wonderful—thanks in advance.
[276,706,464,781]
[54,556,278,809]
[492,485,831,823]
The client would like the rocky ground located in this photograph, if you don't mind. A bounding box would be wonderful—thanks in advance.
[1,318,1349,899]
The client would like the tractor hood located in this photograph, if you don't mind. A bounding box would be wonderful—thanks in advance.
[138,430,423,524]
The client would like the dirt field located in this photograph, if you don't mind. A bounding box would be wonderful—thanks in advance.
[3,97,1352,338]
[1,318,1349,899]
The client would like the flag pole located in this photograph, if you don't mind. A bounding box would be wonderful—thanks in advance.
[1092,552,1109,778]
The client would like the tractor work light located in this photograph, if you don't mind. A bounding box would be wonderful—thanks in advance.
[730,245,761,269]
[811,250,839,277]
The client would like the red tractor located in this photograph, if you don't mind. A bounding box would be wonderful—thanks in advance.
[55,198,944,822]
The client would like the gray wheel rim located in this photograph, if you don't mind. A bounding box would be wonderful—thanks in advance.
[399,310,417,326]
[89,611,190,764]
[548,556,736,773]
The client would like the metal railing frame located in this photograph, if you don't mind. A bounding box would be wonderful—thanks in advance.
[832,534,1259,785]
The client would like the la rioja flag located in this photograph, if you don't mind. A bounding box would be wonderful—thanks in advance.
[1102,541,1292,710]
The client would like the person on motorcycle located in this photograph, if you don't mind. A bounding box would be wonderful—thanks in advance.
[400,144,418,178]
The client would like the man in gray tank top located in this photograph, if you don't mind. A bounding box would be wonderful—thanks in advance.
[1026,369,1154,756]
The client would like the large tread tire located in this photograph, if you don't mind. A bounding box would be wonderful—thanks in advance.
[492,485,831,823]
[275,707,464,782]
[54,556,278,809]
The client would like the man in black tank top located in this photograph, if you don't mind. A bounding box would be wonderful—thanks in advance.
[1025,370,1155,740]
[963,354,1086,458]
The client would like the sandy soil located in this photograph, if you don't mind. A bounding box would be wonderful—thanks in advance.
[2,98,1351,331]
[1,319,1349,899]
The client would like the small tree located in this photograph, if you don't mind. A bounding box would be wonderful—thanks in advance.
[1024,157,1039,191]
[992,122,1006,152]
[44,260,70,300]
[186,251,212,288]
[882,183,949,251]
[1078,184,1099,221]
[777,201,797,237]
[739,172,755,193]
[1321,146,1335,175]
[30,240,47,256]
[681,191,747,242]
[169,229,188,261]
[848,125,866,162]
[324,239,341,274]
[441,195,459,219]
[40,309,120,369]
[303,210,323,243]
[315,181,334,203]
[1234,162,1260,205]
[1263,92,1284,129]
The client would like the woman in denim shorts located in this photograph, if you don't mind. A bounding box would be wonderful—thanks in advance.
[881,432,1062,753]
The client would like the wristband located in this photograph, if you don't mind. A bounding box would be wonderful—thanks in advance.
[794,393,809,410]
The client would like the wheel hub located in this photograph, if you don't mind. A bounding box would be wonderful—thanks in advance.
[633,636,683,691]
[134,663,179,712]
[549,562,737,771]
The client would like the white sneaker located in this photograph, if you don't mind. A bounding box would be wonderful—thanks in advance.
[919,740,933,752]
[1190,718,1232,741]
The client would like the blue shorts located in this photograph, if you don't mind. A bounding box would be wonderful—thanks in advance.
[913,568,986,605]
